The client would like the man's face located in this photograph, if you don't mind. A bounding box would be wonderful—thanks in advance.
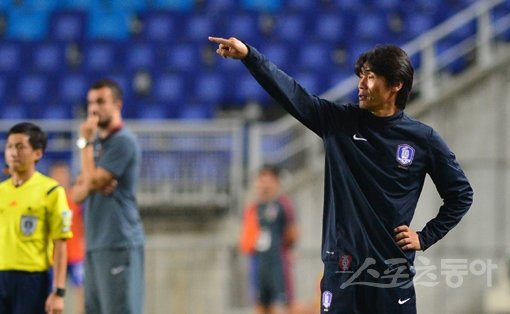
[254,171,280,203]
[358,65,397,112]
[5,134,41,174]
[87,87,119,128]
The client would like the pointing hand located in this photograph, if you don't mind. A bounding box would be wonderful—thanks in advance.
[208,36,249,59]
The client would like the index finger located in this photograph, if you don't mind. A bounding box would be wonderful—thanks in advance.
[208,36,230,45]
[394,225,409,233]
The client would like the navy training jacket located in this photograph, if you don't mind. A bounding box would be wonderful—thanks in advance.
[241,45,473,274]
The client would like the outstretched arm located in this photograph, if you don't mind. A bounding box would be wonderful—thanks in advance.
[208,36,338,137]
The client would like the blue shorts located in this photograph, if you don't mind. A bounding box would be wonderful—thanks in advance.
[0,270,51,314]
[249,255,289,306]
[68,262,85,287]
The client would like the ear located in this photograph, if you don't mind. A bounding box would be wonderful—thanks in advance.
[33,149,43,162]
[392,82,403,92]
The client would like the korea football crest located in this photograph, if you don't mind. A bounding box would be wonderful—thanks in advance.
[396,144,415,167]
[20,215,38,236]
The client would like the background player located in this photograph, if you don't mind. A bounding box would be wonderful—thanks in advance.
[240,165,299,314]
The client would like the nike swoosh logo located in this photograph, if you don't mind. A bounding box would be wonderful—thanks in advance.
[352,134,367,141]
[398,298,411,305]
[110,266,126,275]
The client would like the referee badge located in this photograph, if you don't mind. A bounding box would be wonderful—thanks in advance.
[20,215,38,236]
[396,144,415,166]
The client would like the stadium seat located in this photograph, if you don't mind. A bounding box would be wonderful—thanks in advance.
[199,0,237,12]
[100,0,147,12]
[7,9,49,40]
[140,11,175,42]
[17,74,48,104]
[135,102,172,119]
[184,14,219,42]
[58,74,87,103]
[298,42,333,71]
[284,0,316,12]
[125,43,156,71]
[403,12,436,40]
[257,41,291,69]
[313,13,345,41]
[87,10,131,40]
[60,0,93,9]
[355,12,389,41]
[0,43,21,72]
[18,0,59,12]
[227,13,262,45]
[194,73,227,103]
[233,73,270,103]
[49,10,86,42]
[83,42,119,72]
[153,73,185,102]
[241,0,283,12]
[0,104,27,119]
[38,103,74,119]
[32,42,65,72]
[164,43,199,71]
[152,0,195,10]
[273,13,307,42]
[178,103,214,120]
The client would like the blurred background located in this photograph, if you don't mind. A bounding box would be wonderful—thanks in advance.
[0,0,510,313]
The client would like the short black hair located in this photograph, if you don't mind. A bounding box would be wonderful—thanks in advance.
[8,122,47,152]
[89,79,123,101]
[258,164,281,178]
[354,44,414,110]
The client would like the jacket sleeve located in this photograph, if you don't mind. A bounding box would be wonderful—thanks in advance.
[241,44,339,137]
[418,129,473,251]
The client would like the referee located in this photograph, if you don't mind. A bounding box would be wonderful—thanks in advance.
[0,122,73,314]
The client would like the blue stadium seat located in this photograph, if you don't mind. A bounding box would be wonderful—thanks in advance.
[0,104,27,120]
[0,43,21,72]
[83,42,119,72]
[165,43,199,71]
[273,13,306,42]
[32,42,65,72]
[141,11,175,42]
[227,13,262,44]
[200,0,237,12]
[101,0,147,12]
[331,0,363,11]
[194,73,226,103]
[241,0,283,12]
[403,12,435,40]
[152,0,195,10]
[59,74,87,103]
[60,0,93,9]
[17,74,48,104]
[87,10,131,40]
[178,103,214,120]
[153,73,185,102]
[298,42,333,70]
[7,9,49,40]
[125,43,156,70]
[49,10,86,42]
[19,0,59,12]
[233,73,270,103]
[355,12,388,40]
[135,102,173,119]
[284,0,316,11]
[185,14,219,42]
[38,103,74,119]
[313,13,345,41]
